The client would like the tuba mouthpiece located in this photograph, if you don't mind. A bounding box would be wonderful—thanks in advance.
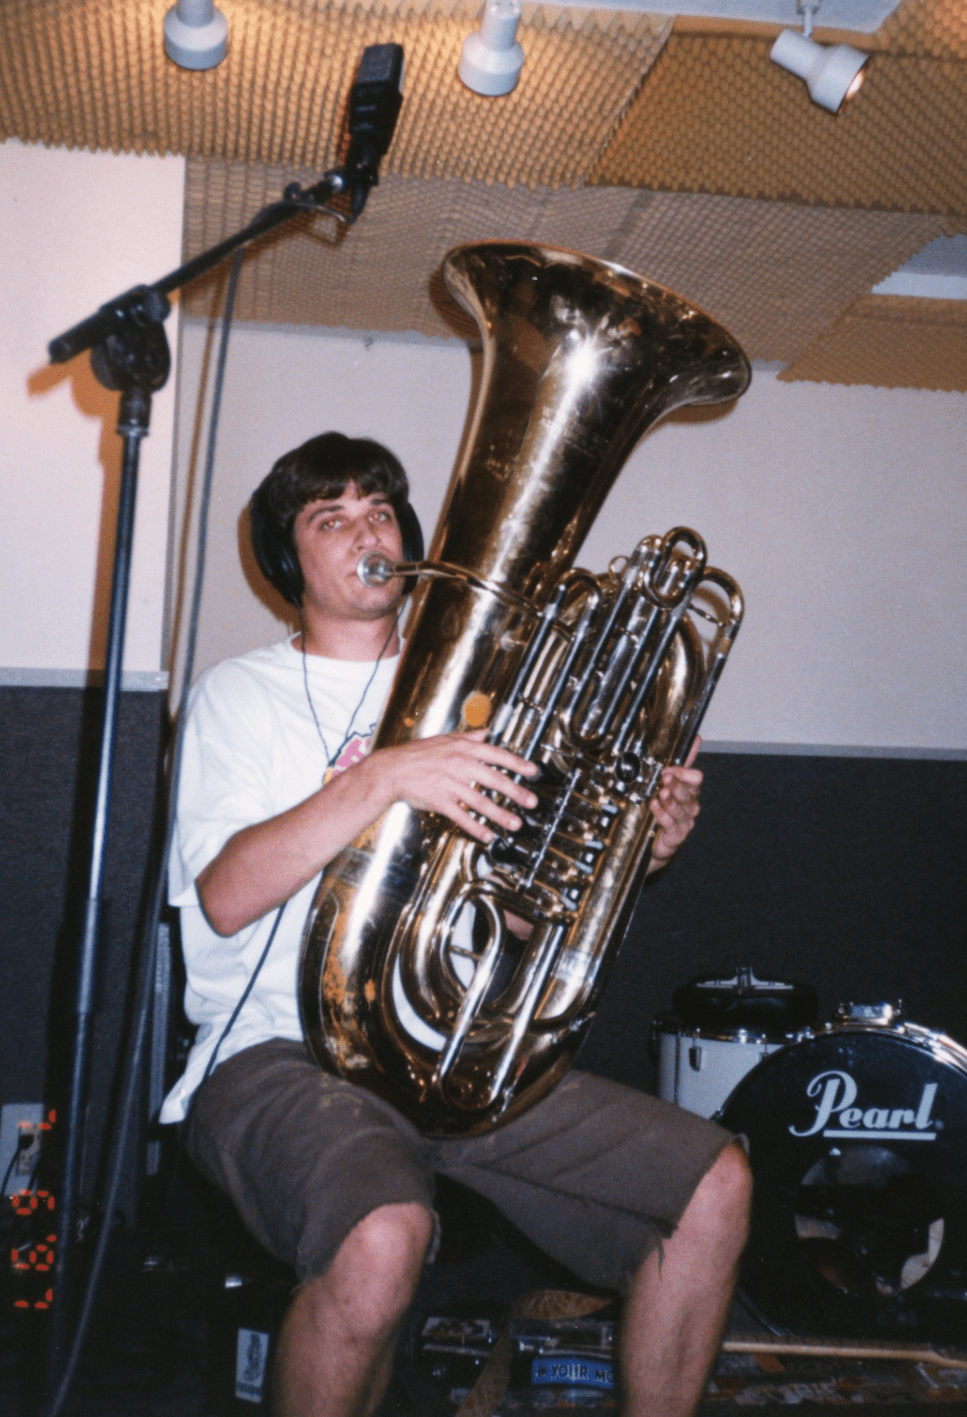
[357,551,397,586]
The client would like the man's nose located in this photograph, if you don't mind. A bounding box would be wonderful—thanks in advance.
[353,517,380,548]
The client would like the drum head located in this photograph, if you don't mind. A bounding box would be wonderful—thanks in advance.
[673,971,816,1036]
[721,1023,967,1340]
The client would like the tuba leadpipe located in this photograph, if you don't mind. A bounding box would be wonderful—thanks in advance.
[299,242,750,1135]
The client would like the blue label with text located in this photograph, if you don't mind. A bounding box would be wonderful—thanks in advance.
[532,1356,614,1389]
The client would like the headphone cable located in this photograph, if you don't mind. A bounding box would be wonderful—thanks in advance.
[299,606,401,773]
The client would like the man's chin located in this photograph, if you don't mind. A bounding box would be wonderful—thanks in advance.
[354,584,405,619]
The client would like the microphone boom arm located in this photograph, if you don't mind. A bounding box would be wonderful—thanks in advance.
[48,43,404,365]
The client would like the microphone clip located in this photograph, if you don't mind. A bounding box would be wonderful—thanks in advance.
[342,43,404,218]
[295,43,404,224]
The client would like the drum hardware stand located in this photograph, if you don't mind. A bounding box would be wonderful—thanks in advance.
[41,42,404,1410]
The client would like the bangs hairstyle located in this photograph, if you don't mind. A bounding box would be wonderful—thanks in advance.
[254,432,409,543]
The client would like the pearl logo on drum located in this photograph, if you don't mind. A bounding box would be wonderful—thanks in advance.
[789,1070,939,1140]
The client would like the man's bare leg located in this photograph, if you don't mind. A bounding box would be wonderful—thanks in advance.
[273,1201,434,1417]
[618,1141,752,1417]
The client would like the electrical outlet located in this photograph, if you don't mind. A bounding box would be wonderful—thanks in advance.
[0,1103,45,1197]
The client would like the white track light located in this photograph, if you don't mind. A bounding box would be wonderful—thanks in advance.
[771,29,867,112]
[164,0,228,71]
[770,1,868,114]
[459,0,525,97]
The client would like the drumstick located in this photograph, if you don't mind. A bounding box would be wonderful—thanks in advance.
[723,1336,967,1369]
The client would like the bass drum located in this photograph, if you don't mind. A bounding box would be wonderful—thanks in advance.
[720,1004,967,1341]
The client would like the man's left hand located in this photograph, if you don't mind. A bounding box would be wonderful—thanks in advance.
[648,736,703,872]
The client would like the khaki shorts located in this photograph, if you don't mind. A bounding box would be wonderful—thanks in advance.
[185,1039,732,1294]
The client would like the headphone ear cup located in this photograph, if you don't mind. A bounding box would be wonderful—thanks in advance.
[249,495,304,607]
[396,502,424,595]
[397,501,424,564]
[273,545,304,607]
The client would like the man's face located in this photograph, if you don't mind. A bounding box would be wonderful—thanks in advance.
[292,482,405,623]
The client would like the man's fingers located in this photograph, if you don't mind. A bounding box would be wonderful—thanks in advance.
[474,744,539,781]
[387,731,541,838]
[652,801,699,834]
[456,728,538,778]
[660,777,701,810]
[471,763,538,811]
[661,763,703,788]
[461,783,527,833]
[448,793,521,842]
[658,764,703,810]
[457,811,496,845]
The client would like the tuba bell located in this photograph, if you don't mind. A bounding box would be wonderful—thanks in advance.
[299,241,750,1135]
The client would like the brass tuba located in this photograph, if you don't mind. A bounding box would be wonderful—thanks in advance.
[299,242,750,1135]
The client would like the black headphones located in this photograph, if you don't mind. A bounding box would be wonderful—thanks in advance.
[249,490,424,608]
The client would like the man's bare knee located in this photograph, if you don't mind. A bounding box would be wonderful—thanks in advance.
[348,1202,435,1278]
[681,1141,752,1249]
[318,1202,434,1336]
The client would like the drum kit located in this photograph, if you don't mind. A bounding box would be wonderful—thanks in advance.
[655,970,967,1342]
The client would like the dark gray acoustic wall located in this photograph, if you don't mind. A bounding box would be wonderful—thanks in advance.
[2,685,966,1213]
[0,686,168,1213]
[580,751,967,1087]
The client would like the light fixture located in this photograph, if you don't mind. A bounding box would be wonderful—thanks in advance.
[770,0,868,114]
[164,0,228,71]
[459,0,525,97]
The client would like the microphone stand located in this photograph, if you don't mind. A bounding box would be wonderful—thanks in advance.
[43,40,403,1404]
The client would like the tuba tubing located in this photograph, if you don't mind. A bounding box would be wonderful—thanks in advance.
[299,242,750,1135]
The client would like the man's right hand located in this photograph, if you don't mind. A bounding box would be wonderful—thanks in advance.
[197,729,538,937]
[373,728,539,843]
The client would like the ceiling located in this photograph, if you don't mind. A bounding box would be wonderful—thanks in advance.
[1,0,965,389]
[555,0,903,31]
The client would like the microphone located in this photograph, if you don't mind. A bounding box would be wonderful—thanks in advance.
[342,44,404,220]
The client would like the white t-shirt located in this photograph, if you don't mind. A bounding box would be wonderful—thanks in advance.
[159,637,399,1123]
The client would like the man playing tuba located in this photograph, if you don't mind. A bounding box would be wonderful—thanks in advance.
[161,431,751,1417]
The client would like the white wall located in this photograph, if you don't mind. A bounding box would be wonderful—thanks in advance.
[582,378,966,753]
[173,319,966,752]
[169,323,475,686]
[0,140,184,683]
